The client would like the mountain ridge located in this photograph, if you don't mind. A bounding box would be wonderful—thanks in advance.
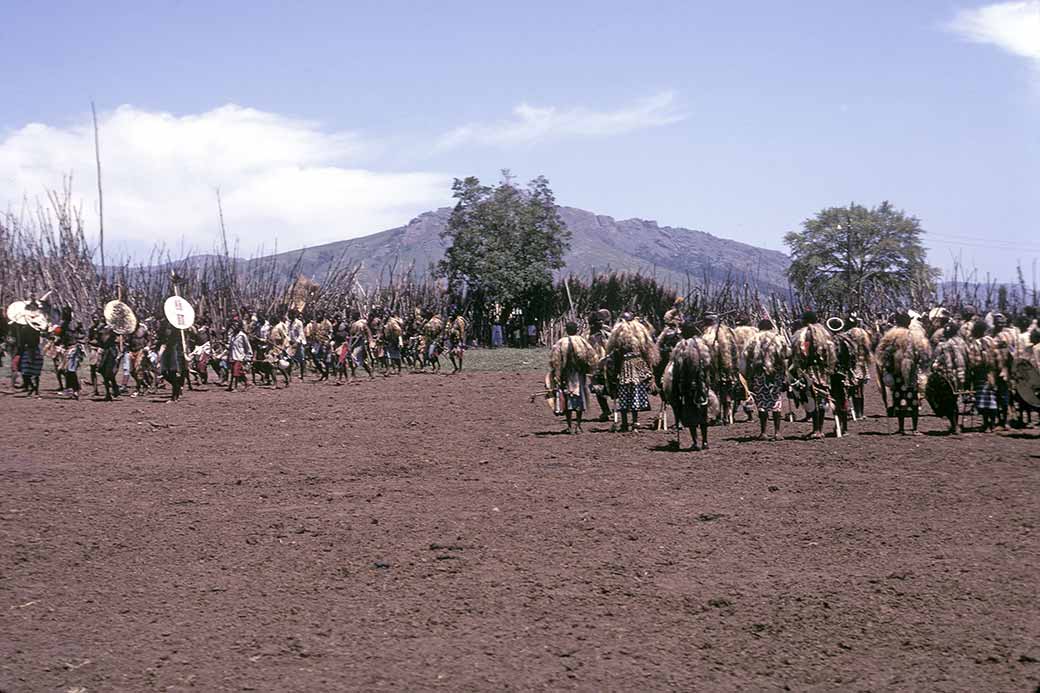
[230,205,791,292]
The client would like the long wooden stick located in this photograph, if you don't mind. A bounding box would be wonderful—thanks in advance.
[91,101,106,283]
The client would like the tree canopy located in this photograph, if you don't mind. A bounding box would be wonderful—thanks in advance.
[438,171,570,318]
[784,201,938,311]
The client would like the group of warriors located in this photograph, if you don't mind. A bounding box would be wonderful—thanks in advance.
[5,292,1040,438]
[2,298,470,403]
[547,300,1040,449]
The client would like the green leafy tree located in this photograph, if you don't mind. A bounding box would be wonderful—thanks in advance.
[439,171,570,333]
[784,201,939,312]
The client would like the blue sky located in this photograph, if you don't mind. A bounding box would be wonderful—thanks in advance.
[1,0,1037,281]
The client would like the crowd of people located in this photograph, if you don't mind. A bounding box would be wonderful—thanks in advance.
[2,302,469,402]
[5,295,1040,449]
[547,300,1040,448]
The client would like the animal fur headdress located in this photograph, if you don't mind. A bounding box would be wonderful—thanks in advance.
[606,317,659,367]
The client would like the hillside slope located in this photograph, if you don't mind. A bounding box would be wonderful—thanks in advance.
[254,206,790,291]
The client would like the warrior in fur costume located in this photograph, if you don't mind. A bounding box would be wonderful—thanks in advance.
[266,315,293,385]
[157,318,185,402]
[844,316,874,419]
[732,319,759,421]
[928,322,969,434]
[306,312,333,381]
[744,318,789,440]
[446,313,467,373]
[654,320,682,389]
[989,313,1016,429]
[967,319,1000,431]
[876,311,930,435]
[97,325,121,400]
[421,313,445,372]
[586,309,613,422]
[701,315,742,425]
[668,320,713,450]
[368,313,387,372]
[349,310,375,380]
[606,312,659,432]
[827,318,863,436]
[15,319,44,397]
[1015,316,1040,427]
[57,307,86,399]
[549,321,598,433]
[382,315,404,375]
[86,312,106,396]
[790,311,837,439]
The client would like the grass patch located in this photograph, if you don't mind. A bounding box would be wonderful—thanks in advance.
[462,347,549,372]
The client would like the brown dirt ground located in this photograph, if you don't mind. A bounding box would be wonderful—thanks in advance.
[1,365,1038,692]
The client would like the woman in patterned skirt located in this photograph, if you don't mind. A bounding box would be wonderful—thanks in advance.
[606,312,659,432]
[17,322,44,397]
[549,322,597,433]
[745,319,790,440]
[876,311,929,435]
[967,319,999,432]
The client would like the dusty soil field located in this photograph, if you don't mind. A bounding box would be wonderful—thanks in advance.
[1,355,1038,692]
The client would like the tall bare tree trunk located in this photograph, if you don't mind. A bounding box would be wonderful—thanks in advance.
[91,101,105,283]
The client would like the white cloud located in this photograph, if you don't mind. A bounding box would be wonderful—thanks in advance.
[0,105,451,255]
[436,91,685,150]
[947,1,1040,67]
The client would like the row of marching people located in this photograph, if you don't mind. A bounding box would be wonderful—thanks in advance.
[547,303,1040,447]
[2,298,471,402]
